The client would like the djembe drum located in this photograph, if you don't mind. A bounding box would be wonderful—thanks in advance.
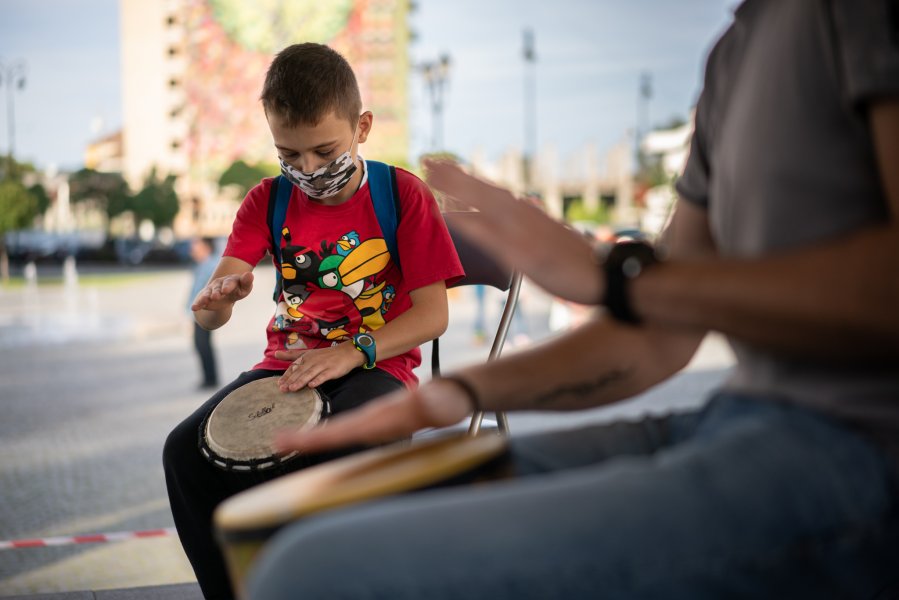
[214,432,508,598]
[200,376,328,471]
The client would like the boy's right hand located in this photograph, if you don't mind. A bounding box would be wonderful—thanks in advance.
[191,272,255,312]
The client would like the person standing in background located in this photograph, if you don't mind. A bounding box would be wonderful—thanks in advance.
[188,237,220,390]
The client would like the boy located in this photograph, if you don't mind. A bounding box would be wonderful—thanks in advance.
[163,43,463,600]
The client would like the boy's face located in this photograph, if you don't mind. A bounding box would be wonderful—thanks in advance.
[268,109,372,175]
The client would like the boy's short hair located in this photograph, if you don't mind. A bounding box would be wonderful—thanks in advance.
[261,43,362,128]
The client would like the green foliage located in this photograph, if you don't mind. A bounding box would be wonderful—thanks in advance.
[657,114,688,130]
[69,168,132,218]
[219,160,277,198]
[28,183,51,215]
[132,169,180,227]
[0,156,37,182]
[636,155,671,189]
[0,180,39,235]
[565,198,609,224]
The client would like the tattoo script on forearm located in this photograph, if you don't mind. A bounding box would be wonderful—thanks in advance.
[533,368,632,408]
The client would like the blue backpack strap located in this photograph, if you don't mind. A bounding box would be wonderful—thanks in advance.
[366,160,401,271]
[267,175,292,301]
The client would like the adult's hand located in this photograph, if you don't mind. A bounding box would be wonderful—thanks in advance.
[274,378,472,454]
[424,158,603,305]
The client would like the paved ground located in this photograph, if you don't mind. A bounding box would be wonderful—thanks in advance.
[0,263,734,596]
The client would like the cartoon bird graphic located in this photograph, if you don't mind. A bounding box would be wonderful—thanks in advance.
[317,237,392,299]
[381,284,396,315]
[290,286,361,343]
[318,237,393,330]
[317,315,354,341]
[355,281,388,330]
[279,227,321,288]
[336,231,361,257]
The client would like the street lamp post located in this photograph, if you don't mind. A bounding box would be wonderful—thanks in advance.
[636,71,652,164]
[0,59,27,175]
[523,28,536,192]
[421,54,451,151]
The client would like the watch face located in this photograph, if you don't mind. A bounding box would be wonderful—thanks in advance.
[356,334,374,347]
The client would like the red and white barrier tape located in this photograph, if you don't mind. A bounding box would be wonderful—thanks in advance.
[0,527,176,550]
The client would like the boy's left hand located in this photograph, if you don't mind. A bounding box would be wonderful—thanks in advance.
[275,343,365,392]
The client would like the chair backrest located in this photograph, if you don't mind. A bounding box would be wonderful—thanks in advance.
[437,212,523,435]
[443,211,513,292]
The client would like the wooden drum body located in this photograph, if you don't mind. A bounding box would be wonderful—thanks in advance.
[214,432,508,598]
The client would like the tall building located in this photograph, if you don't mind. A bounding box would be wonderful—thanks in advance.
[120,0,410,236]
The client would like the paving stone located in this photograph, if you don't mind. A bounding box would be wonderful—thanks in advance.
[95,583,201,600]
[1,592,94,600]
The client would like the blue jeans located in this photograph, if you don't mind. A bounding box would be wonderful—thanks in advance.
[248,393,899,599]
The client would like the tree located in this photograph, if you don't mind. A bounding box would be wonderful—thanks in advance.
[69,168,131,231]
[0,179,40,282]
[28,182,51,215]
[218,159,277,199]
[131,169,180,228]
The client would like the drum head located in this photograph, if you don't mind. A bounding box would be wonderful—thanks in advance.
[203,377,323,470]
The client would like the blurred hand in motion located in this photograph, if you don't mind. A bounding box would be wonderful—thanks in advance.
[274,379,472,454]
[424,158,603,305]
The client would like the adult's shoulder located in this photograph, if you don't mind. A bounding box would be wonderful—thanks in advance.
[827,0,899,107]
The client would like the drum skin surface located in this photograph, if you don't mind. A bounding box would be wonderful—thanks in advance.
[204,377,323,469]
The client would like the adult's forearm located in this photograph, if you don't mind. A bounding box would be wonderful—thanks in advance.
[635,225,899,364]
[460,319,702,412]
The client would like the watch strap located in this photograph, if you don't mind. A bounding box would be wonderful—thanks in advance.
[352,333,377,369]
[601,241,658,324]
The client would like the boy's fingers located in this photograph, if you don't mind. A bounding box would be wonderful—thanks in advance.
[274,349,306,361]
[236,272,255,297]
[191,291,209,311]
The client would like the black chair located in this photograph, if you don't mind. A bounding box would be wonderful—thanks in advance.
[429,211,523,436]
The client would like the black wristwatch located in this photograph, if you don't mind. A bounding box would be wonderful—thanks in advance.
[352,333,377,369]
[600,240,658,325]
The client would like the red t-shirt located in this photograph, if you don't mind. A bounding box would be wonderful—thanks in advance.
[224,166,463,387]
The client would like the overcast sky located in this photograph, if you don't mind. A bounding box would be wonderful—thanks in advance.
[0,0,737,172]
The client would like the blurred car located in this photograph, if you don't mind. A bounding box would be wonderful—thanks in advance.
[113,238,193,265]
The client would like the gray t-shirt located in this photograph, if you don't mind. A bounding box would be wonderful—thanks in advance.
[675,0,899,444]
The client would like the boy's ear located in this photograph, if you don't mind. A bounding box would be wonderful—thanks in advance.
[357,111,374,144]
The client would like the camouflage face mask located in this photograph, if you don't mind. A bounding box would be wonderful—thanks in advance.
[279,122,360,199]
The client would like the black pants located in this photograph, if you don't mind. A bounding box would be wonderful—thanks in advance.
[193,323,219,387]
[163,367,404,600]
